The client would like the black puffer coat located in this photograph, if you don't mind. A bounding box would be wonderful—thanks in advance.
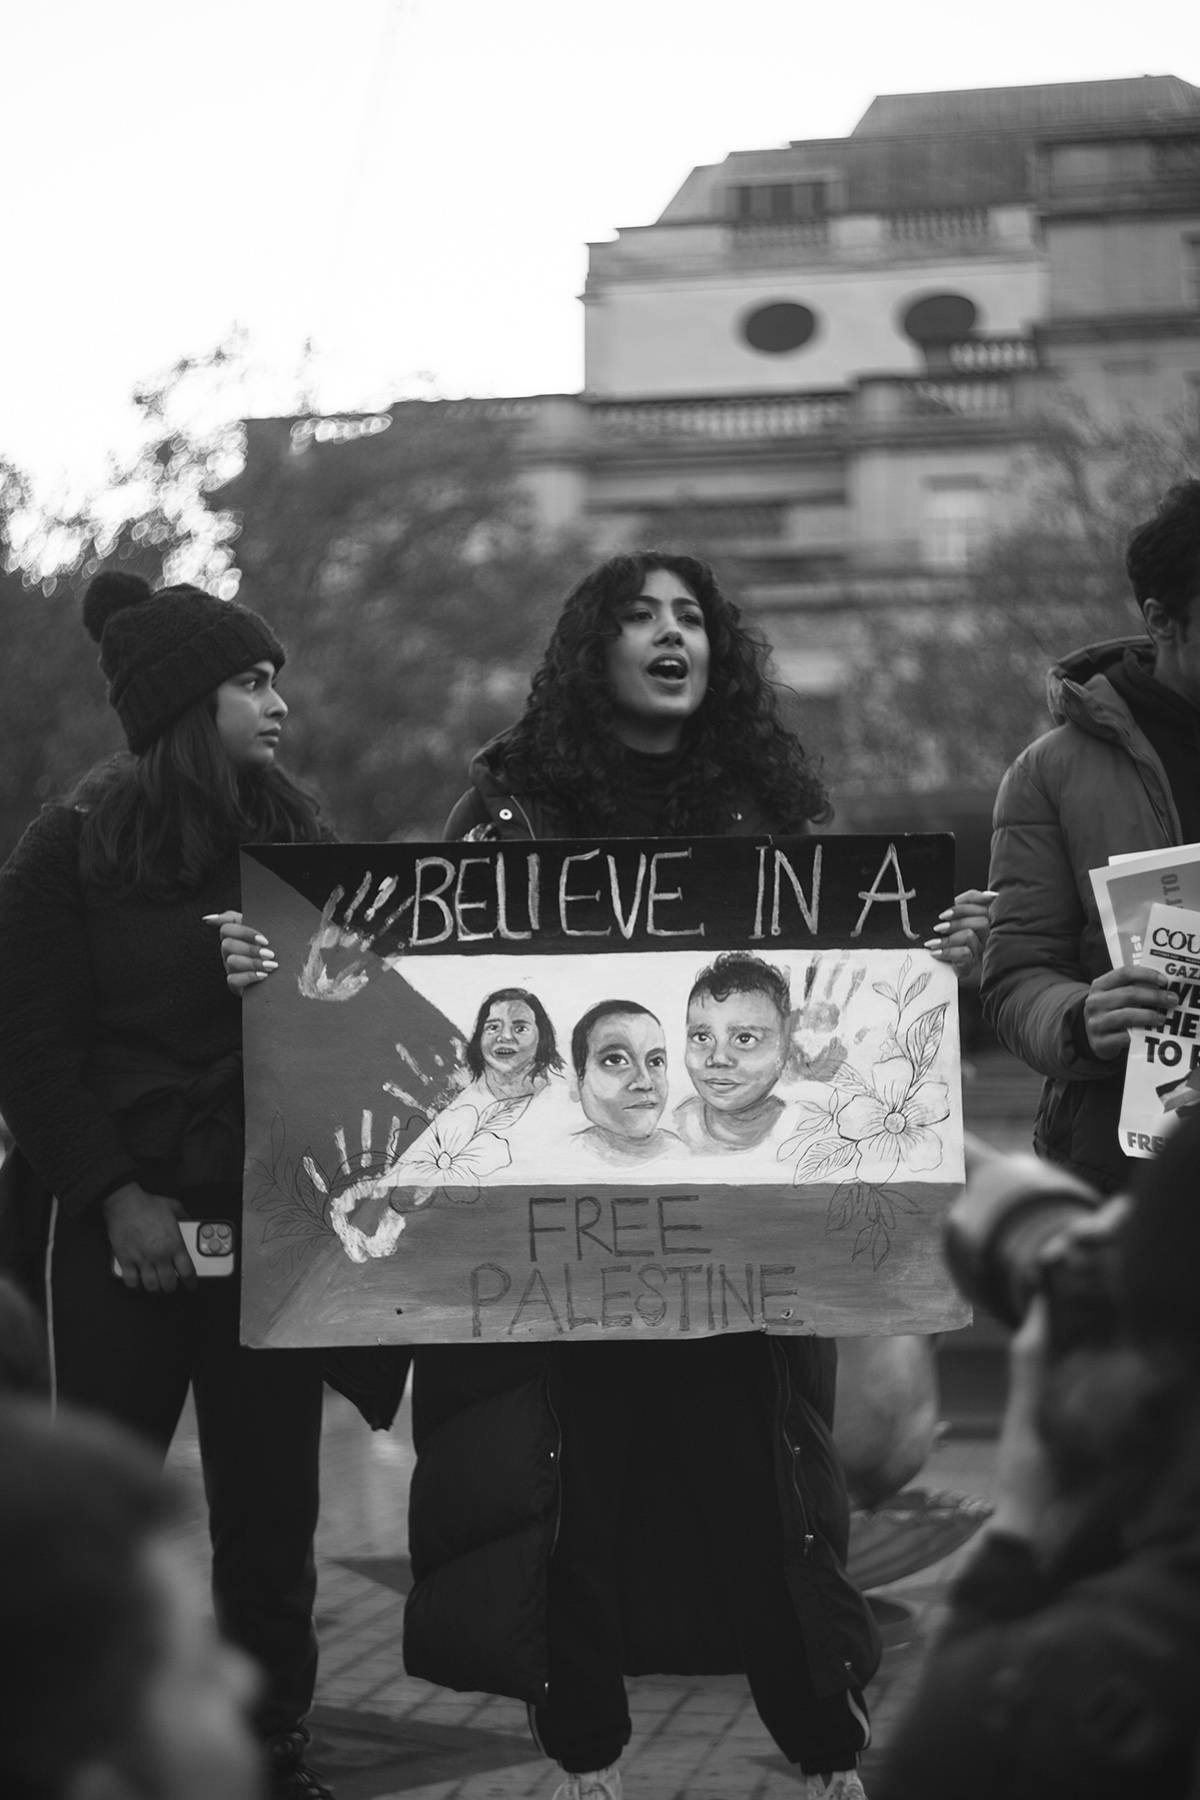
[402,734,882,1703]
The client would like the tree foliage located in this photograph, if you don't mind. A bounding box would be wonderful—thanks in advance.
[837,401,1200,795]
[0,466,124,859]
[220,402,587,839]
[0,355,590,857]
[0,343,251,861]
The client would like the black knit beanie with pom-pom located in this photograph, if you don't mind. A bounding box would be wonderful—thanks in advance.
[83,571,285,753]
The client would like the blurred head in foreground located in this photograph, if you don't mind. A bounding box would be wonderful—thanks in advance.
[0,1399,262,1800]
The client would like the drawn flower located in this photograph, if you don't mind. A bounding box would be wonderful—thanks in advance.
[386,1104,512,1201]
[835,1058,949,1179]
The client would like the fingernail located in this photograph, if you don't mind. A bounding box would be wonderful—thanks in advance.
[261,959,278,971]
[201,913,222,923]
[254,970,269,981]
[254,934,270,946]
[923,939,942,951]
[980,890,998,899]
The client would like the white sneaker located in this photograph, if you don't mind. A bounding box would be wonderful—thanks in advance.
[551,1764,623,1800]
[798,1774,868,1800]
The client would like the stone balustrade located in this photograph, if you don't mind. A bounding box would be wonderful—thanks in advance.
[730,218,831,250]
[887,207,991,243]
[903,376,1014,416]
[946,337,1039,373]
[590,392,851,440]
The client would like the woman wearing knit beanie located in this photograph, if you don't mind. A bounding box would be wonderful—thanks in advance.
[0,570,338,1800]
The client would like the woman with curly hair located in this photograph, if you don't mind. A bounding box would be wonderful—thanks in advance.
[444,550,833,843]
[413,551,987,1800]
[223,547,990,1800]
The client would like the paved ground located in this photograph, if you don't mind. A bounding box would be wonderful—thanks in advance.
[164,1048,1028,1797]
[167,1387,999,1799]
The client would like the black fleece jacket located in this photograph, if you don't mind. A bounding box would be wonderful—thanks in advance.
[0,806,244,1218]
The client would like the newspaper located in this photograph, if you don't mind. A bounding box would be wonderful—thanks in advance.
[1117,901,1200,1160]
[1089,841,1200,968]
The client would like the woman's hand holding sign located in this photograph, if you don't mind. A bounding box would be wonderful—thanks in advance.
[923,888,995,980]
[205,911,277,994]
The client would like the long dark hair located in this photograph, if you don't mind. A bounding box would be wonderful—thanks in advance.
[71,699,327,899]
[464,987,563,1081]
[499,550,830,833]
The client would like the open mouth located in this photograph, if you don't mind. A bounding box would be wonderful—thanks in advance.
[646,655,688,684]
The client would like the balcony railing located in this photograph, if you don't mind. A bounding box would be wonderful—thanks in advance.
[731,218,831,252]
[590,392,850,441]
[902,377,1015,417]
[888,207,991,244]
[946,337,1039,374]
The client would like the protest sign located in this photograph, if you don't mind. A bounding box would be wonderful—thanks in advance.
[1090,842,1200,967]
[238,834,968,1346]
[1119,902,1200,1159]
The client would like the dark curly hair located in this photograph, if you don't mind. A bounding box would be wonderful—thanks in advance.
[1126,479,1200,626]
[464,987,564,1081]
[687,951,791,1022]
[498,550,830,834]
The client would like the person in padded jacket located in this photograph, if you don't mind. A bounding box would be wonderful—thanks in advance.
[981,481,1200,1193]
[218,549,992,1800]
[410,550,989,1800]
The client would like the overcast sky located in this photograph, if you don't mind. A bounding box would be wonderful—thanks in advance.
[4,0,1196,502]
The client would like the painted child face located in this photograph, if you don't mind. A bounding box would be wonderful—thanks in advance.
[604,566,710,752]
[577,1010,668,1142]
[685,989,788,1114]
[479,998,539,1080]
[213,662,287,770]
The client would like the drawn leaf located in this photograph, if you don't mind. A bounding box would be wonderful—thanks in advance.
[871,981,898,1004]
[827,1188,852,1231]
[852,1224,875,1261]
[901,971,932,1009]
[260,1213,308,1244]
[884,1184,923,1215]
[905,1003,948,1080]
[478,1096,530,1132]
[832,1060,877,1097]
[871,1227,891,1270]
[790,1137,858,1184]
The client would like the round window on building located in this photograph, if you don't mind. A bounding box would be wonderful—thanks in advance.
[901,292,979,346]
[741,302,818,354]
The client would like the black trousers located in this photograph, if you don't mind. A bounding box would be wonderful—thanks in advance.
[534,1337,867,1777]
[46,1197,325,1740]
